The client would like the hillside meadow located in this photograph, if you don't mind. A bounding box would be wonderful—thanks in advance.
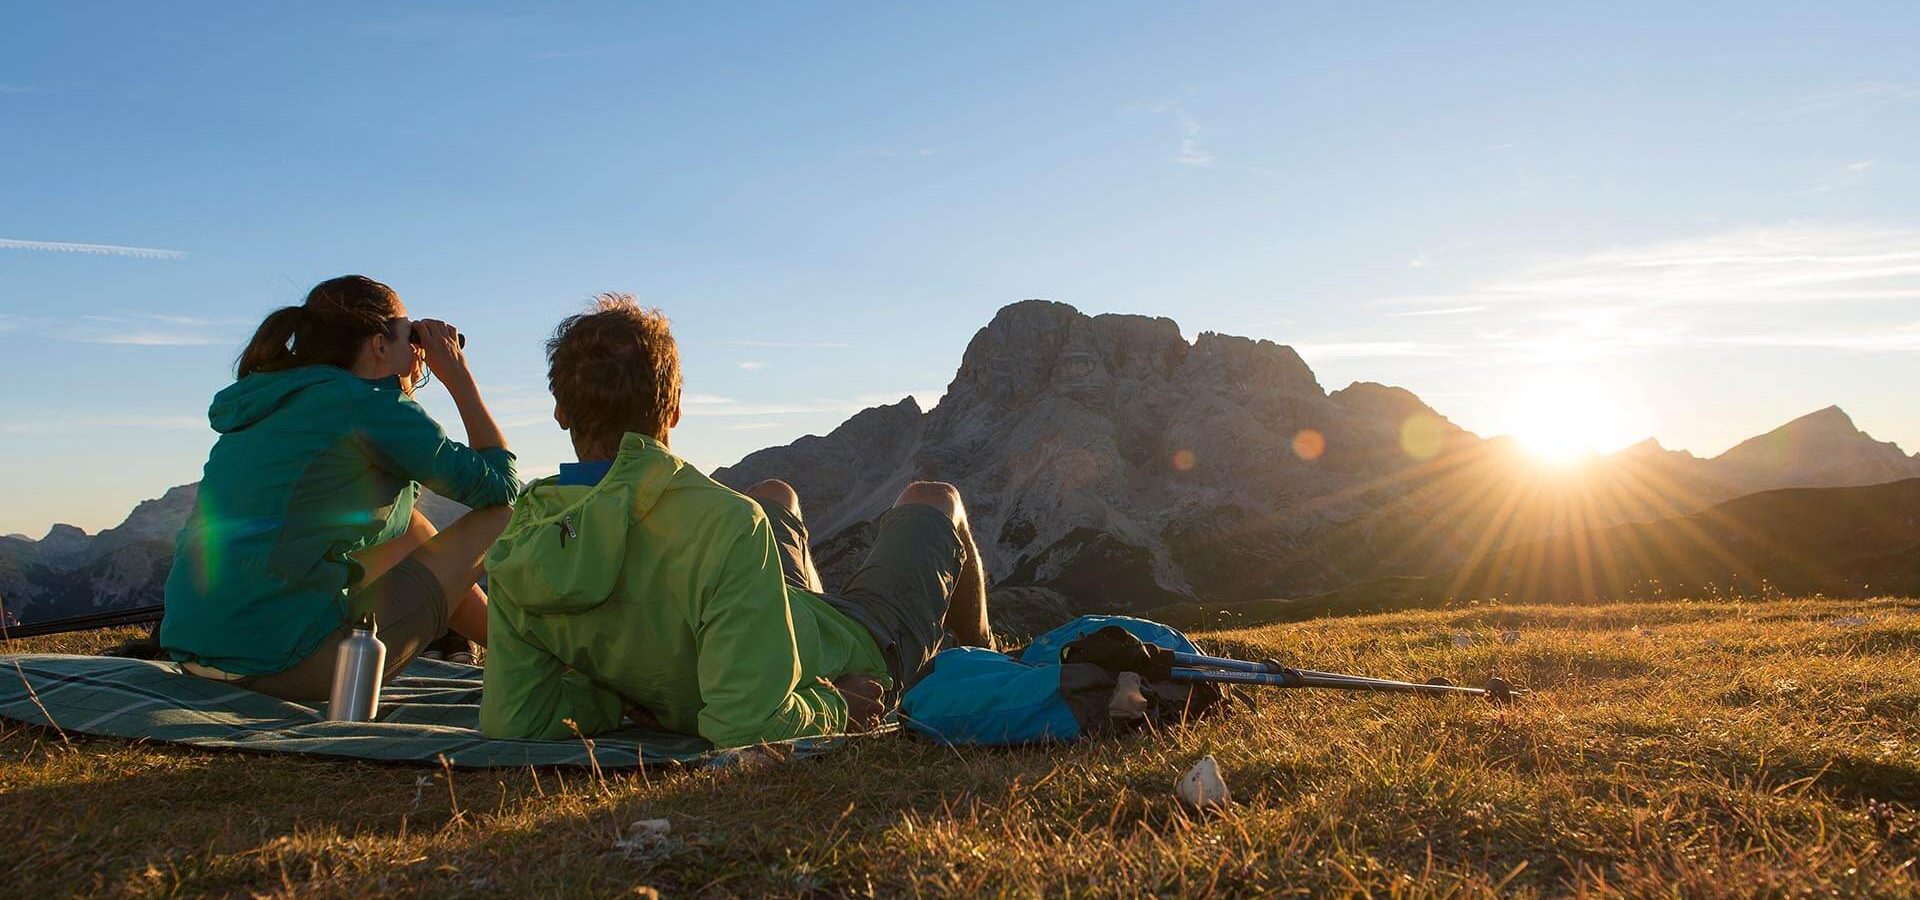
[5,597,1919,897]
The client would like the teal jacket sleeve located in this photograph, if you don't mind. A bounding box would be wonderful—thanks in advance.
[353,388,520,508]
[479,600,627,740]
[693,519,848,748]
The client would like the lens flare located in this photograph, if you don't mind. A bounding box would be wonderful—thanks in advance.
[1292,429,1326,461]
[1400,414,1445,460]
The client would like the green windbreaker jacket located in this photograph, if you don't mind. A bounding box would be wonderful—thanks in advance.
[479,433,887,748]
[160,366,519,675]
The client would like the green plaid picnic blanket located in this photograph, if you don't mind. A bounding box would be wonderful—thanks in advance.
[0,654,847,769]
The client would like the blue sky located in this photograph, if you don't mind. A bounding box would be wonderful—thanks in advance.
[3,2,1918,534]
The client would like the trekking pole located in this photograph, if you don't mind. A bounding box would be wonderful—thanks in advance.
[1057,626,1522,703]
[1166,650,1519,702]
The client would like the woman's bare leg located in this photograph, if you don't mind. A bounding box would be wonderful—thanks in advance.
[403,505,511,647]
[350,509,435,585]
[353,505,508,647]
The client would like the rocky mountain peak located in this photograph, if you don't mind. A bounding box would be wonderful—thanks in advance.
[1721,406,1876,458]
[947,300,1082,407]
[715,395,930,538]
[88,483,198,558]
[1615,437,1703,462]
[1714,405,1918,489]
[1184,332,1323,399]
[1329,382,1447,424]
[1621,437,1667,455]
[42,523,89,543]
[25,523,93,572]
[1774,405,1856,436]
[724,299,1479,613]
[946,301,1189,412]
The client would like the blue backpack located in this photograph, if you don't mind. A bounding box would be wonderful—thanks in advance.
[899,615,1229,746]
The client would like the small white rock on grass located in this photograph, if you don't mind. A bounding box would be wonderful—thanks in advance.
[614,819,675,862]
[1177,755,1231,811]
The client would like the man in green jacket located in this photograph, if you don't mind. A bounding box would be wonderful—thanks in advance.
[479,295,994,748]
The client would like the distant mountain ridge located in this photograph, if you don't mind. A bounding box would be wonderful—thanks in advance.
[1,487,469,628]
[6,299,1917,631]
[713,300,1920,631]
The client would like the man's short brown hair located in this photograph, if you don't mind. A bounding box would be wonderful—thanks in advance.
[546,294,682,453]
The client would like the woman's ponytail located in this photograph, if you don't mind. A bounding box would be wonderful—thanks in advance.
[236,306,305,378]
[232,276,404,379]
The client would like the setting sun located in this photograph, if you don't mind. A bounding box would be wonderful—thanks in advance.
[1498,373,1638,465]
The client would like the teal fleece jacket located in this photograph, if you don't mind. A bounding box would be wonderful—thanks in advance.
[161,366,519,675]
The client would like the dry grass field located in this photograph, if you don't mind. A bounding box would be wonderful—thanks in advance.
[5,596,1919,897]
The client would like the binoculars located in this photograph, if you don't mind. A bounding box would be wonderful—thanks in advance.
[409,330,467,349]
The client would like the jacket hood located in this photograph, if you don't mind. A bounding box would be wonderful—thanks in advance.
[209,367,370,433]
[485,433,683,615]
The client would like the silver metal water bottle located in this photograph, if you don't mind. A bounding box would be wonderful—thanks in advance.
[327,613,387,722]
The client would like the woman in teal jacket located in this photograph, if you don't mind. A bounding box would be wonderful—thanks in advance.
[161,275,519,700]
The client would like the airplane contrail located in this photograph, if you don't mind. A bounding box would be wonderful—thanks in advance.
[0,238,186,260]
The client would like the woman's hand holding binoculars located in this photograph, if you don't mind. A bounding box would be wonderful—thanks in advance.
[411,319,471,391]
[410,318,506,452]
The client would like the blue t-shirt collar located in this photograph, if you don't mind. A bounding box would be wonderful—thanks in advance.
[556,459,615,487]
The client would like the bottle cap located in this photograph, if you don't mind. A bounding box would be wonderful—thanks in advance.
[355,612,377,631]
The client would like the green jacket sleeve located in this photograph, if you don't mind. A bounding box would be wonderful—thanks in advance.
[353,388,520,508]
[694,519,848,748]
[479,600,627,740]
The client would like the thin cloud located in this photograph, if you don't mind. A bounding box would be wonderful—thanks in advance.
[1786,159,1880,197]
[1442,225,1920,308]
[1776,81,1920,119]
[683,393,924,418]
[1372,223,1920,361]
[689,402,869,418]
[1388,305,1487,318]
[854,148,940,160]
[719,340,855,349]
[15,313,241,346]
[1173,109,1215,168]
[737,361,767,371]
[0,85,34,94]
[80,331,226,347]
[0,238,185,260]
[0,415,204,437]
[83,313,250,327]
[1701,329,1920,353]
[1293,341,1457,360]
[1139,100,1280,178]
[143,313,248,327]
